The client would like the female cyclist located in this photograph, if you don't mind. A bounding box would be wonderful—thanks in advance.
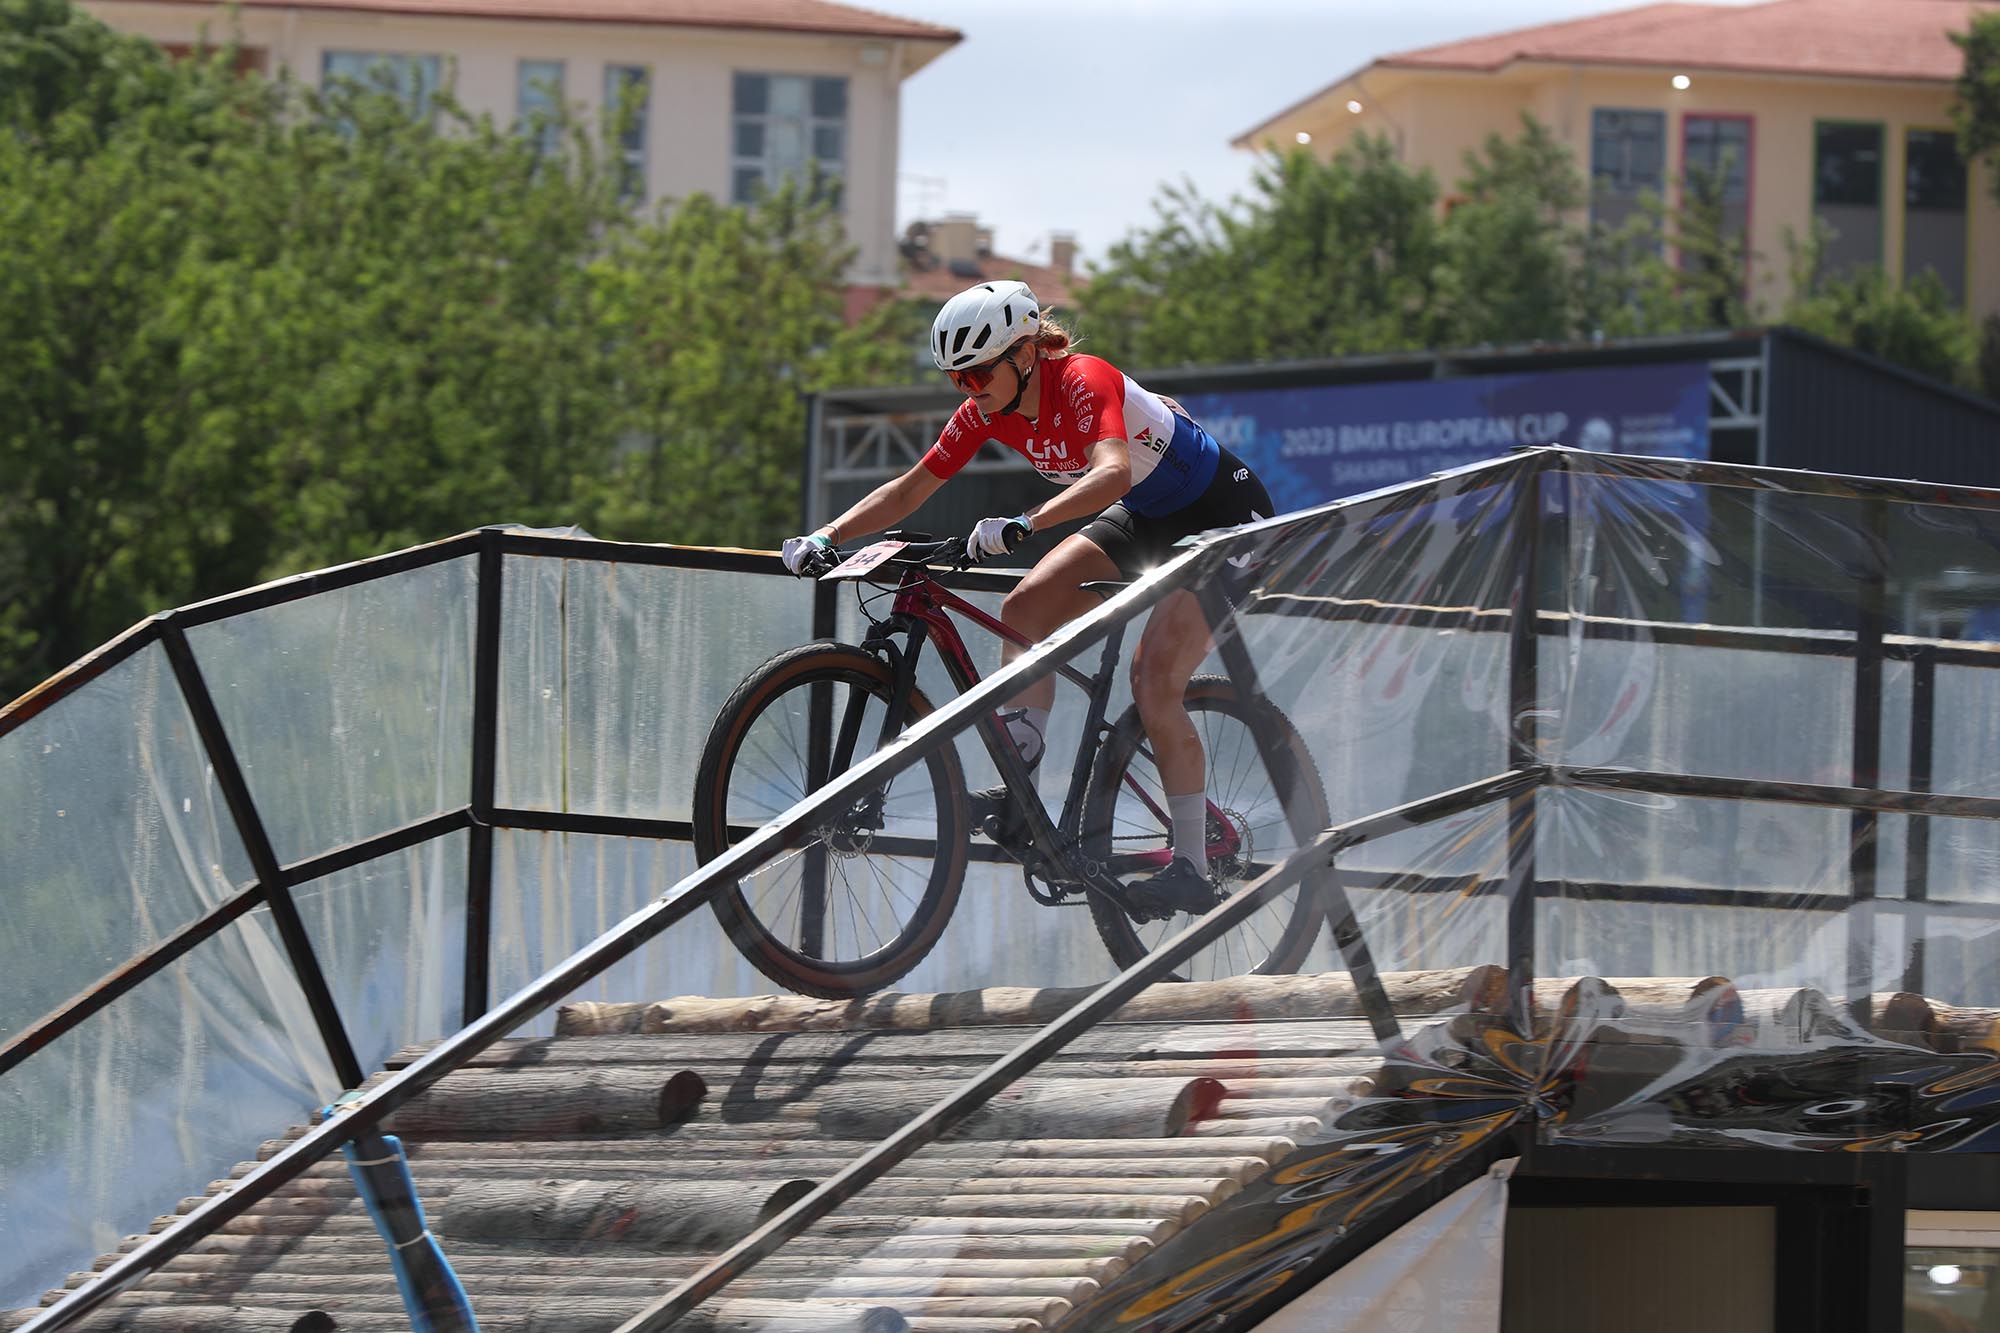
[781,280,1270,916]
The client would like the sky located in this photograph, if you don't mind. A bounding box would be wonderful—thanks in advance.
[880,0,1731,268]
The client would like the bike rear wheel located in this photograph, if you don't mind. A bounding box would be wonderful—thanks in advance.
[1083,674,1328,979]
[692,643,969,998]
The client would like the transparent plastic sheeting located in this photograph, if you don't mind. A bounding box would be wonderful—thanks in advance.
[497,556,817,818]
[0,916,336,1310]
[0,642,255,1044]
[20,453,2000,1326]
[185,557,477,868]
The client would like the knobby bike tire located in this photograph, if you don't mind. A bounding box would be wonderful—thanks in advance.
[1082,674,1329,978]
[692,643,970,998]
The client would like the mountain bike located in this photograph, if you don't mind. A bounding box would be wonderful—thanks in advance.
[691,532,1330,999]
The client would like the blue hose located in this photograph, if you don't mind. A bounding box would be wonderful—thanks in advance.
[330,1104,480,1333]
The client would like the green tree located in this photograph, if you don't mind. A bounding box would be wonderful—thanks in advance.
[1078,137,1443,367]
[1429,115,1588,346]
[1951,9,2000,201]
[1777,226,1979,387]
[0,0,895,702]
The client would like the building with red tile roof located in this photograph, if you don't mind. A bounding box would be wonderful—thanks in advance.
[83,0,961,297]
[1235,0,2000,322]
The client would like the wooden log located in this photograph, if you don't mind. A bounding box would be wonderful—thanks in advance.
[1600,975,1742,1023]
[394,1040,1384,1085]
[109,1230,1159,1266]
[262,1133,1296,1166]
[1183,1116,1319,1141]
[380,1069,706,1137]
[100,1253,1130,1285]
[259,1151,1275,1190]
[1204,1097,1347,1123]
[816,1077,1223,1140]
[141,1270,1102,1305]
[1868,991,1944,1049]
[0,1309,331,1333]
[550,966,1506,1038]
[1925,1001,2000,1055]
[1735,987,1874,1048]
[437,1177,814,1248]
[305,1297,908,1333]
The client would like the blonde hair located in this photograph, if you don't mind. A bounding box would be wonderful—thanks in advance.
[1029,310,1078,358]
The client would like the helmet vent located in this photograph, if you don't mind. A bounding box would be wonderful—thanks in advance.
[1002,302,1014,324]
[970,327,992,352]
[950,326,969,356]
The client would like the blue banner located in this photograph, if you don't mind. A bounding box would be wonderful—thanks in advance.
[1178,361,1710,514]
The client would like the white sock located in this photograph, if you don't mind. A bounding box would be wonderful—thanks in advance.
[1003,706,1049,769]
[1168,791,1209,877]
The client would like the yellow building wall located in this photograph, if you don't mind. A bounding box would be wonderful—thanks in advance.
[79,0,925,288]
[1299,64,2000,324]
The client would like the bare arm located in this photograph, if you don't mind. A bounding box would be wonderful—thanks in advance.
[1020,437,1132,533]
[815,460,948,544]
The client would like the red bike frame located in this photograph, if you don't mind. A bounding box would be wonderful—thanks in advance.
[874,562,1242,874]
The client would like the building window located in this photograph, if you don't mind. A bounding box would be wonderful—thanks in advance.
[1813,120,1883,279]
[1590,108,1666,237]
[1908,1212,2000,1332]
[517,60,564,156]
[604,65,650,202]
[321,51,442,119]
[731,72,846,207]
[1904,128,1967,305]
[1680,114,1752,269]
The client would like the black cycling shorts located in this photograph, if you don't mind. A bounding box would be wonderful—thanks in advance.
[1080,445,1272,582]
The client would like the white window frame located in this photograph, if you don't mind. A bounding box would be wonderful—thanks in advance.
[321,50,442,120]
[731,71,847,208]
[517,59,565,156]
[604,64,651,202]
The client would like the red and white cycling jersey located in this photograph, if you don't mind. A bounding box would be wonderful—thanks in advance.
[921,354,1219,518]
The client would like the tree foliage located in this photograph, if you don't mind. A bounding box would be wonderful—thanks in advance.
[0,0,893,700]
[1077,116,1775,368]
[1952,9,2000,200]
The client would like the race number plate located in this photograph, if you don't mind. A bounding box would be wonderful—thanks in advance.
[822,540,907,580]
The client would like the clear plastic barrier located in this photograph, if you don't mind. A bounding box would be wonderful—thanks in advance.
[0,921,336,1309]
[0,642,253,1041]
[185,557,477,866]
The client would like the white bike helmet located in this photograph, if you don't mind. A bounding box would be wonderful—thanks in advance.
[931,280,1041,370]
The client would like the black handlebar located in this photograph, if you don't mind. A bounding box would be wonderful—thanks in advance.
[795,526,1031,579]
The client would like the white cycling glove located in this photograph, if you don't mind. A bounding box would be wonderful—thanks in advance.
[781,533,834,576]
[967,515,1032,562]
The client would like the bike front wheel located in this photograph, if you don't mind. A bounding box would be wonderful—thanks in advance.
[1083,674,1328,979]
[692,643,969,998]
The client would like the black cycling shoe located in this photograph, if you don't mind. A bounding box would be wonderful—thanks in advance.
[970,783,1036,859]
[1125,856,1222,920]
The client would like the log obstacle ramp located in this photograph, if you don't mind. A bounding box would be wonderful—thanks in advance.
[11,967,2000,1332]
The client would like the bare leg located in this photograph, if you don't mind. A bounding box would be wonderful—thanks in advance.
[997,533,1122,712]
[1130,589,1214,799]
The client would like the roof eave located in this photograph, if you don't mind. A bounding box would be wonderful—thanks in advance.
[1230,58,1377,149]
[104,0,965,45]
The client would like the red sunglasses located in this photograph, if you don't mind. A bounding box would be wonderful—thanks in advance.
[945,348,1018,393]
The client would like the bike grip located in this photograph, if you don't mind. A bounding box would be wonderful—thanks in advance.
[1003,518,1031,552]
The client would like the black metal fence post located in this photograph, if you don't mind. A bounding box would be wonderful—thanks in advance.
[1849,501,1887,1025]
[160,623,364,1089]
[1504,456,1548,1034]
[464,532,504,1024]
[1903,648,1935,995]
